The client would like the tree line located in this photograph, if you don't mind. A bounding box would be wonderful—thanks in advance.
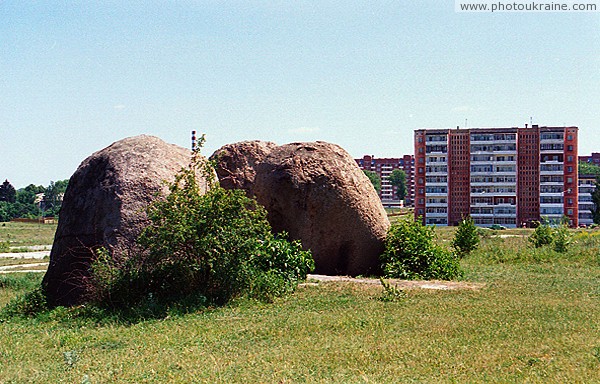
[0,179,69,222]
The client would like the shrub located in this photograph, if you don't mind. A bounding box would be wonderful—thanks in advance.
[85,137,314,311]
[380,218,462,280]
[1,287,48,318]
[528,222,554,248]
[0,274,49,319]
[552,223,572,253]
[452,216,480,257]
[527,221,572,253]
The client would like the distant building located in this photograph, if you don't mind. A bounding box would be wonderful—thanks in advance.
[578,174,596,226]
[356,155,415,208]
[414,125,579,227]
[579,152,600,165]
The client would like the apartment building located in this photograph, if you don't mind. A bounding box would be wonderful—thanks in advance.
[356,155,415,207]
[414,125,578,227]
[578,174,596,226]
[579,152,600,165]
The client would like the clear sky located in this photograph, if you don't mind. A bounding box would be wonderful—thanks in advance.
[1,1,599,188]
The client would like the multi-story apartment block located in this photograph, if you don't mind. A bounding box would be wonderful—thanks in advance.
[578,174,596,226]
[579,152,600,165]
[414,125,578,227]
[356,155,415,207]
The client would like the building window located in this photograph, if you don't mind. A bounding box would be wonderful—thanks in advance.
[567,209,573,215]
[567,145,573,151]
[567,135,573,140]
[567,155,573,162]
[567,166,573,172]
[567,177,573,183]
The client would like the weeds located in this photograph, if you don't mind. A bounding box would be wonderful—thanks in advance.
[0,239,9,252]
[378,277,406,302]
[592,346,600,363]
[1,286,48,318]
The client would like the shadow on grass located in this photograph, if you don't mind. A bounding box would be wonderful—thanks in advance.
[1,282,218,326]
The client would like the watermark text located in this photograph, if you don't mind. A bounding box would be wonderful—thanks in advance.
[456,1,600,12]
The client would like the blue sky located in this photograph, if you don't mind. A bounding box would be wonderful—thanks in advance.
[1,1,599,188]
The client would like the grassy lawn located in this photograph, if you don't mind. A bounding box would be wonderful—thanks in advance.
[1,225,599,382]
[0,221,57,248]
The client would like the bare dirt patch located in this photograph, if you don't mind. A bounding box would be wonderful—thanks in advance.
[305,274,484,290]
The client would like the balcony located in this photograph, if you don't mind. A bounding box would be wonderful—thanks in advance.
[426,192,448,197]
[540,192,563,197]
[427,202,448,207]
[426,212,448,218]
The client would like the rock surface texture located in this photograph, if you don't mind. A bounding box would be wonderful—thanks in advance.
[43,135,208,306]
[213,141,389,276]
[210,140,276,193]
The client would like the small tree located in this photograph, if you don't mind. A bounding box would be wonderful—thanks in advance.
[0,202,11,222]
[363,170,381,194]
[552,222,572,253]
[528,221,554,248]
[42,180,68,217]
[381,218,462,280]
[0,180,16,203]
[388,169,407,201]
[452,216,480,257]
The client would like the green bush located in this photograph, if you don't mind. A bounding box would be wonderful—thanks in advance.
[527,221,572,253]
[85,138,314,311]
[552,223,572,253]
[452,216,480,257]
[528,222,554,248]
[1,287,48,318]
[380,218,462,280]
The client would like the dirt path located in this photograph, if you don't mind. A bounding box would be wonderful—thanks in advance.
[0,251,50,259]
[306,274,484,290]
[0,262,48,273]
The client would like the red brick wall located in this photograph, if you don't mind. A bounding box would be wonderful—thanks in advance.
[448,129,471,225]
[563,127,578,226]
[414,130,427,223]
[517,126,540,226]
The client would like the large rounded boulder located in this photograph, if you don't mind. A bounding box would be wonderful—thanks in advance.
[211,140,276,193]
[213,141,389,276]
[43,135,209,307]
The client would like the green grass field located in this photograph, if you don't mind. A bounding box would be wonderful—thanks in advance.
[0,223,599,383]
[0,221,57,248]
